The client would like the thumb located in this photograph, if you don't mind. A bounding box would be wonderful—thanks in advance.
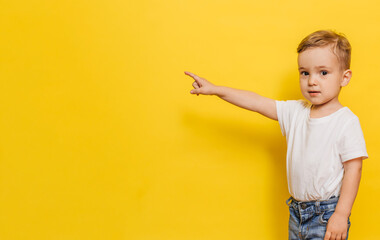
[190,89,201,95]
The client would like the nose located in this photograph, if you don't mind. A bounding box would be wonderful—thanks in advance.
[308,75,318,86]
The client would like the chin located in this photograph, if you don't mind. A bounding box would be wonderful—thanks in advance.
[304,97,323,105]
[310,100,323,105]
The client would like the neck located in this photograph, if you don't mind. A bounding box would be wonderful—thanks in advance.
[310,99,344,118]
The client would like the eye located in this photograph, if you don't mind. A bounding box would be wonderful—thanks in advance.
[321,70,328,76]
[300,71,309,76]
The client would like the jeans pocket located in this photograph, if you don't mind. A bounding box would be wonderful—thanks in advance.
[319,209,335,224]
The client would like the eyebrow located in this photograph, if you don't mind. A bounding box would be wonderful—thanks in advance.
[298,66,330,70]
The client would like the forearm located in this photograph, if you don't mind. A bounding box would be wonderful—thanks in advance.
[335,160,362,218]
[214,86,262,111]
[215,86,277,120]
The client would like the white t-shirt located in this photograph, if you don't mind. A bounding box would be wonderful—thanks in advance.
[276,100,368,201]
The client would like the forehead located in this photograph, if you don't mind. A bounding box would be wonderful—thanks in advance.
[297,46,339,68]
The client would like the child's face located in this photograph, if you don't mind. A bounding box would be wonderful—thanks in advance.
[297,45,351,107]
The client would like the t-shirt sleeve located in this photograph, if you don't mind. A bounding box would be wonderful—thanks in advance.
[276,100,303,137]
[337,117,369,162]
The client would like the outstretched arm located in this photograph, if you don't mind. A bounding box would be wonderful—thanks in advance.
[184,71,278,121]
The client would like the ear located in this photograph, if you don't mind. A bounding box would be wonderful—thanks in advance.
[341,69,352,87]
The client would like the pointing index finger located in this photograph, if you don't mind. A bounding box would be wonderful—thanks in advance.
[184,71,200,80]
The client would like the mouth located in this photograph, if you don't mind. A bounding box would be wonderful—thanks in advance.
[308,91,321,96]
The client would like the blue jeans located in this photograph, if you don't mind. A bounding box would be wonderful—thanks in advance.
[286,196,351,240]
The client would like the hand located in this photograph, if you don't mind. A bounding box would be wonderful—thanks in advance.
[324,212,348,240]
[184,71,218,96]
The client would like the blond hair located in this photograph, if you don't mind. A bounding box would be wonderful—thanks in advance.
[297,30,351,70]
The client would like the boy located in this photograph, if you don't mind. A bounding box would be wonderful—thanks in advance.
[184,30,368,240]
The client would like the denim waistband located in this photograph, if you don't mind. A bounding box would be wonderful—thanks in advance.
[286,195,339,214]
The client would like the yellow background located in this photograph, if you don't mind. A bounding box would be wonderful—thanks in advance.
[0,0,379,239]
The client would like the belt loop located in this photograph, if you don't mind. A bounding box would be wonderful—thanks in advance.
[315,200,321,214]
[286,196,293,207]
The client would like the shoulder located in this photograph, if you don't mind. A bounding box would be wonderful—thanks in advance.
[340,107,361,126]
[336,107,366,139]
[276,99,310,136]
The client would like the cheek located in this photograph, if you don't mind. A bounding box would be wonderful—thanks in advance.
[328,81,341,91]
[299,81,307,90]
